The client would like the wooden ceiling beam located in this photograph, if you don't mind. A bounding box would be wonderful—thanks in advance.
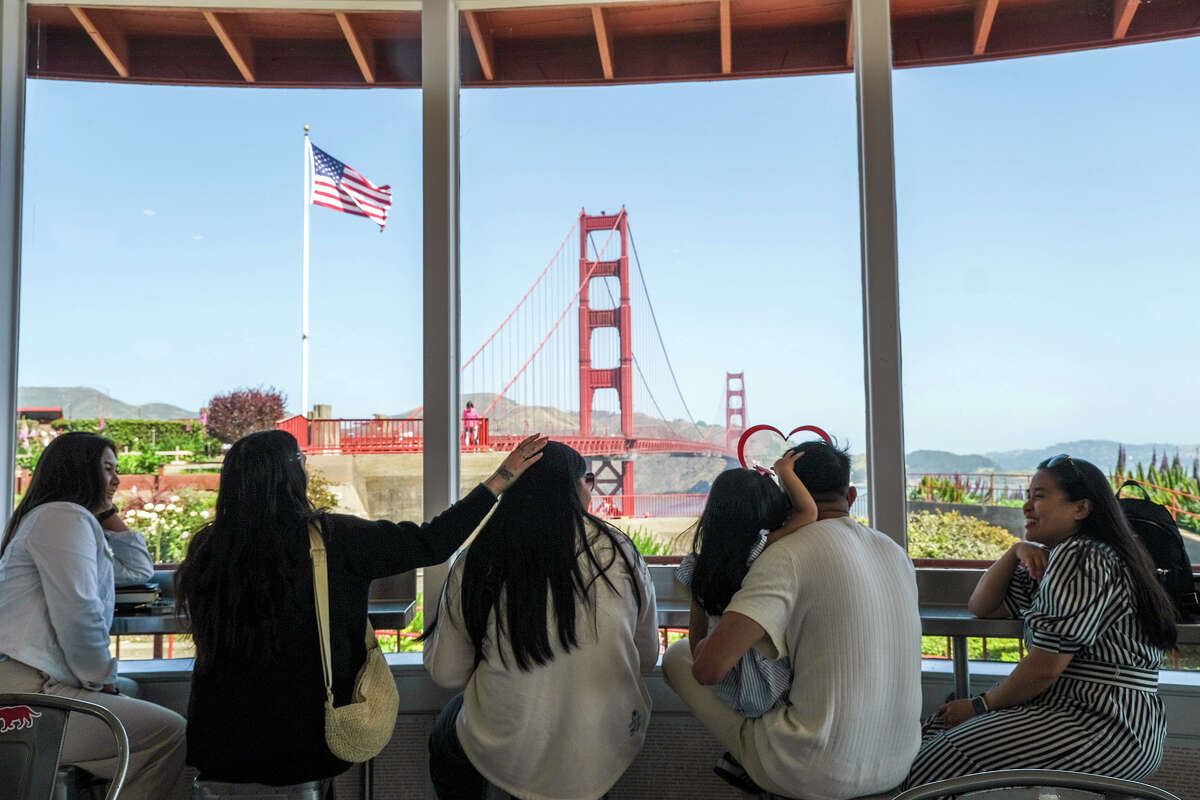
[1113,0,1139,39]
[591,6,614,80]
[335,12,375,84]
[202,11,255,83]
[719,0,732,74]
[973,0,999,55]
[464,10,495,81]
[845,2,853,66]
[68,5,130,78]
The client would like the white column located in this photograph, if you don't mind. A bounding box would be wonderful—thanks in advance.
[421,0,460,618]
[0,0,26,515]
[853,0,907,547]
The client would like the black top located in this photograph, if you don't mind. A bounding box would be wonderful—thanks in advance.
[185,484,497,785]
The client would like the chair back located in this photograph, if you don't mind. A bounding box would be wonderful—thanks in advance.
[891,770,1181,800]
[0,693,130,800]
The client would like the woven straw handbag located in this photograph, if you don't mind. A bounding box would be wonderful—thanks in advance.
[308,523,399,763]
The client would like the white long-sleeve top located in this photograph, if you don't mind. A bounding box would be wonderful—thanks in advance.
[0,502,119,688]
[424,526,659,800]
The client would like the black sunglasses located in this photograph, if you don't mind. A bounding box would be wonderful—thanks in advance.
[584,472,595,489]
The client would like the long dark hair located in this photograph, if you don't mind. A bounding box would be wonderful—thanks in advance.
[2,432,117,556]
[1040,456,1178,650]
[176,430,320,669]
[431,441,640,671]
[690,468,788,617]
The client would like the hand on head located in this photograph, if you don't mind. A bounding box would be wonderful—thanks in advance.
[772,449,804,480]
[485,434,549,496]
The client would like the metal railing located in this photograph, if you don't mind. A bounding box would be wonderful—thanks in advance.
[278,415,491,454]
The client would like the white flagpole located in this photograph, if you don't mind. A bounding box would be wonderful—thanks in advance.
[302,127,312,418]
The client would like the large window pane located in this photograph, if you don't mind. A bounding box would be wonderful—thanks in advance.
[22,5,421,657]
[460,74,867,556]
[895,35,1200,668]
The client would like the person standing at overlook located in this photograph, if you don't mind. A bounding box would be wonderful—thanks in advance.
[462,401,481,446]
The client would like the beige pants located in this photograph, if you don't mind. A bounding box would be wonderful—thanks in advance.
[0,657,187,800]
[661,638,792,797]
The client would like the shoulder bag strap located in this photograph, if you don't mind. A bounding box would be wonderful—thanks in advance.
[307,521,336,704]
[1117,480,1154,501]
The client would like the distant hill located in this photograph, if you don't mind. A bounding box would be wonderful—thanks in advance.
[985,440,1200,473]
[18,387,195,420]
[906,450,1001,474]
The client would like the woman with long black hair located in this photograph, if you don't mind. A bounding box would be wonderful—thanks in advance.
[423,440,659,800]
[0,431,186,800]
[905,455,1178,786]
[176,429,546,791]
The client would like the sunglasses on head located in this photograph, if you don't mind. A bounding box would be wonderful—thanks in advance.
[1039,453,1082,478]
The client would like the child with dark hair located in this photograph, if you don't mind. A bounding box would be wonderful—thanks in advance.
[677,450,817,719]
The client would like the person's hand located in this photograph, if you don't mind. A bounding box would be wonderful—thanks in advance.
[1014,541,1049,581]
[484,434,549,496]
[772,449,803,480]
[98,507,130,533]
[937,697,977,729]
[100,683,120,696]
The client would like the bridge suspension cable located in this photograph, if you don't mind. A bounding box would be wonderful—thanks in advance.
[627,222,708,443]
[479,212,625,418]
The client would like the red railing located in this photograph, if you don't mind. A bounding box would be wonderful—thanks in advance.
[278,415,490,454]
[908,472,1033,505]
[589,493,707,519]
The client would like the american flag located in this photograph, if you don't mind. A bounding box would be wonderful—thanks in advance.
[309,144,392,230]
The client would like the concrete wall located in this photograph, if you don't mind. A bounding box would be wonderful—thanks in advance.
[908,501,1026,539]
[309,453,501,521]
[122,658,1200,800]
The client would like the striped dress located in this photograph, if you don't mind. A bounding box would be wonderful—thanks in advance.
[675,531,792,718]
[905,535,1167,787]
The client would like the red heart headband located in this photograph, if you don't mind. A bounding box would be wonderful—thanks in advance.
[737,424,833,470]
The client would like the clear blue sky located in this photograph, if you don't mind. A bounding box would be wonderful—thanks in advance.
[20,34,1200,455]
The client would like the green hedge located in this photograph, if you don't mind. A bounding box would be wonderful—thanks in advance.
[53,419,221,460]
[907,510,1018,560]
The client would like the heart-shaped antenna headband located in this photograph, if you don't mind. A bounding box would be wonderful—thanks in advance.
[737,424,833,469]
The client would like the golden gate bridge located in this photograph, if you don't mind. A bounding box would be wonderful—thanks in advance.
[279,208,749,513]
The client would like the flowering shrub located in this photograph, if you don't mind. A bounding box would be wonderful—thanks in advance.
[117,488,216,564]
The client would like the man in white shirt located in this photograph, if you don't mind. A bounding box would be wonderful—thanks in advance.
[663,441,923,800]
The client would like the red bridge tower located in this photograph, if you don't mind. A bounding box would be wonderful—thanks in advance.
[725,371,747,451]
[578,208,635,512]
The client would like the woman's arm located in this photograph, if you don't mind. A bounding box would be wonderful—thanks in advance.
[938,647,1073,727]
[631,553,660,673]
[351,435,549,578]
[968,542,1048,618]
[766,451,818,546]
[100,510,155,586]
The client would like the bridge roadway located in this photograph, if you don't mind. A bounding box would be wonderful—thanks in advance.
[487,435,732,458]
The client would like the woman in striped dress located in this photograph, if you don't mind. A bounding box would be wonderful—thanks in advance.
[905,455,1179,786]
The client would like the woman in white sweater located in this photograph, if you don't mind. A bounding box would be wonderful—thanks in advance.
[0,432,185,799]
[423,440,659,800]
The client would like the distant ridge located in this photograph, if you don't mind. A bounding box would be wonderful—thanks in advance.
[18,387,196,420]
